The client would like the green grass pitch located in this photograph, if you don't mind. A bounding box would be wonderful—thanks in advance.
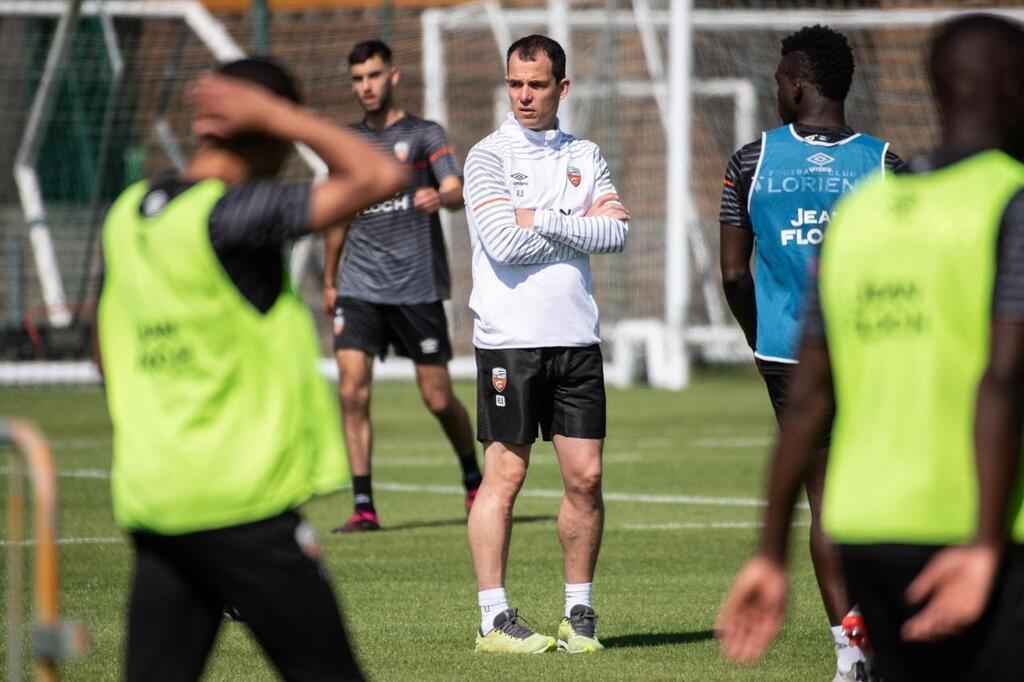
[2,370,835,680]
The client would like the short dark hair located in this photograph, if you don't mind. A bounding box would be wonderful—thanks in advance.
[780,25,854,102]
[506,34,566,82]
[216,57,302,105]
[348,40,392,67]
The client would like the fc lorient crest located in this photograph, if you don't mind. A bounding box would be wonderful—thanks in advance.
[492,367,507,393]
[567,166,582,187]
[393,141,410,162]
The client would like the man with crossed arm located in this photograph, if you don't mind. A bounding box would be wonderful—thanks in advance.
[463,34,629,655]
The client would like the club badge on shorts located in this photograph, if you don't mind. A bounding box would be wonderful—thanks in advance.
[492,367,507,392]
[567,166,582,187]
[393,141,410,162]
[333,309,345,335]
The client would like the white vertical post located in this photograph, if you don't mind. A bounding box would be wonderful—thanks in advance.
[664,0,692,388]
[13,0,86,328]
[548,0,573,134]
[421,9,447,128]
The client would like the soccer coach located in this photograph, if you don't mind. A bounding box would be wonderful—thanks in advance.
[463,35,629,655]
[717,15,1024,681]
[98,58,405,680]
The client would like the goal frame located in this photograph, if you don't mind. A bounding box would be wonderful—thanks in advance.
[421,3,1024,389]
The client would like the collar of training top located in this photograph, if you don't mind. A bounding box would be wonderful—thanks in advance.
[503,112,563,146]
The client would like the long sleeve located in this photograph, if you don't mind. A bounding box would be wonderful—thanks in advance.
[531,147,628,253]
[463,145,580,265]
[532,211,628,254]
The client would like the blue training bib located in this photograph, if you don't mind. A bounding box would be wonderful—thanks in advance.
[749,124,889,362]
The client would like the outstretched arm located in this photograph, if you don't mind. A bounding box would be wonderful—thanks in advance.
[900,321,1024,642]
[717,337,834,663]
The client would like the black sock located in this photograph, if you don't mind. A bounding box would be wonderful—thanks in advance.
[459,454,482,490]
[353,475,374,512]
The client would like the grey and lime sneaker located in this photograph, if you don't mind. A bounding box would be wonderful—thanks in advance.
[475,608,557,654]
[557,604,604,653]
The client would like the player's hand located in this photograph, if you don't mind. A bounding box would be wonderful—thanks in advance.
[322,284,338,317]
[413,187,442,214]
[716,555,788,664]
[515,208,535,230]
[901,543,1001,642]
[188,73,288,140]
[585,193,631,221]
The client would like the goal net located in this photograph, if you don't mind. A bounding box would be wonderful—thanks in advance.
[1,1,1021,388]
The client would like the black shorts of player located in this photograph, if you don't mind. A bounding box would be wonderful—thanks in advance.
[756,358,834,449]
[333,295,452,364]
[476,345,606,445]
[126,511,362,682]
[840,543,1024,682]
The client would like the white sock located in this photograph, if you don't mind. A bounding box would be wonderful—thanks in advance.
[832,625,866,673]
[478,587,509,635]
[565,582,593,618]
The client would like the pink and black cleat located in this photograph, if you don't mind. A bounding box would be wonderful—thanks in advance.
[334,509,381,533]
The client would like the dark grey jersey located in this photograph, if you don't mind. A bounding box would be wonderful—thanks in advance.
[339,114,461,304]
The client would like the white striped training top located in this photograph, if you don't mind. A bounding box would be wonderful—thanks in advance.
[463,114,629,349]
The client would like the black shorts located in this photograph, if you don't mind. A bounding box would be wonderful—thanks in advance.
[756,358,834,448]
[126,512,362,682]
[840,543,1024,682]
[333,295,452,364]
[476,345,606,445]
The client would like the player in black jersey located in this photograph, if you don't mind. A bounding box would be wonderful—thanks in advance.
[718,26,905,682]
[323,40,481,532]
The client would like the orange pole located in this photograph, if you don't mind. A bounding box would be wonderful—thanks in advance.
[3,419,60,682]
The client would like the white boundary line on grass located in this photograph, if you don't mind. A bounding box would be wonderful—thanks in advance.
[0,467,809,509]
[0,536,122,547]
[625,521,811,531]
[33,435,773,452]
[0,520,815,545]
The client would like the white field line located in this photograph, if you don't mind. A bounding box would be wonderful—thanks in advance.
[0,468,808,510]
[0,536,122,547]
[690,437,773,448]
[39,436,772,452]
[624,521,811,531]
[0,521,815,545]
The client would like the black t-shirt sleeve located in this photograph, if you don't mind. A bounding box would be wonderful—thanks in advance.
[993,189,1024,321]
[424,121,461,182]
[885,149,908,174]
[719,139,761,230]
[207,181,313,250]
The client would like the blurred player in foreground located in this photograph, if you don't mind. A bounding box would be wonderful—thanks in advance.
[98,58,405,680]
[464,35,629,654]
[719,24,905,681]
[717,15,1024,681]
[324,40,481,532]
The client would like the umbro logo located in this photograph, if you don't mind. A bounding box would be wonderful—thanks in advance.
[807,152,835,167]
[510,173,528,181]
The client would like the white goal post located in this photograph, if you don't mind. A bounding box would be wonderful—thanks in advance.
[4,3,1024,388]
[420,3,1024,391]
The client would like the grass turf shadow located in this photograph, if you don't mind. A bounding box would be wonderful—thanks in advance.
[602,629,715,649]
